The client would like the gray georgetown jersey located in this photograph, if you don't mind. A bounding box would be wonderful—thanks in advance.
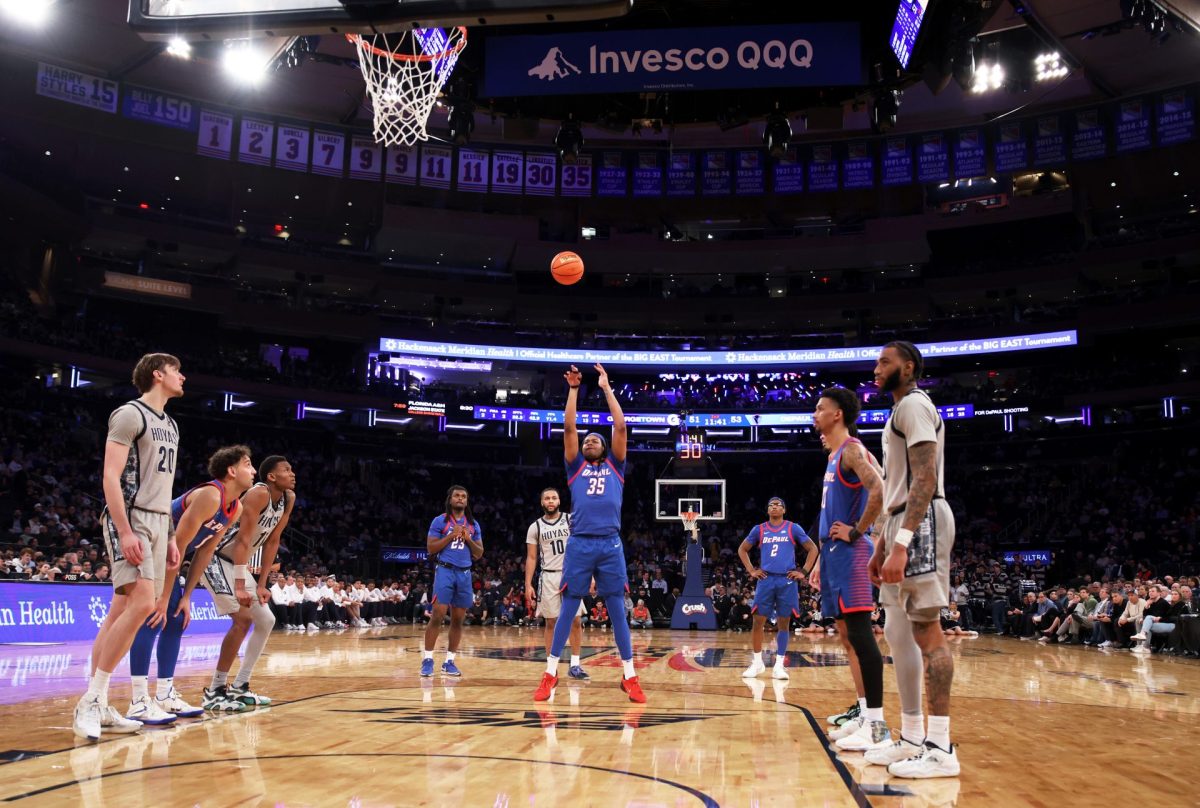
[217,483,288,559]
[107,400,180,514]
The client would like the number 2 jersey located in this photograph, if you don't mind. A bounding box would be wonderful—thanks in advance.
[171,480,239,557]
[565,454,626,538]
[743,520,812,573]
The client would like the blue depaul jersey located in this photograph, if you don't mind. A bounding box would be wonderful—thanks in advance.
[744,520,811,574]
[171,480,238,558]
[819,437,869,540]
[427,513,481,568]
[565,453,626,538]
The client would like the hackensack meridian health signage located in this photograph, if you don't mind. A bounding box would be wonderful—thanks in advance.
[482,24,864,96]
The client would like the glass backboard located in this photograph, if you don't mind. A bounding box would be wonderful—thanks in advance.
[655,478,726,522]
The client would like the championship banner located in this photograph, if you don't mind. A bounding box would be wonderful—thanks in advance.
[36,62,117,113]
[1157,89,1195,145]
[633,152,663,197]
[1115,97,1152,153]
[994,121,1029,173]
[481,24,864,96]
[701,151,732,196]
[916,132,949,183]
[734,150,765,195]
[122,86,196,131]
[1070,108,1108,161]
[807,144,839,191]
[667,152,698,196]
[772,147,804,193]
[1033,115,1066,167]
[843,141,874,189]
[882,137,913,186]
[953,129,986,177]
[596,151,628,197]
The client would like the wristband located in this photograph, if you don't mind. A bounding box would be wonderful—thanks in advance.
[894,528,914,548]
[849,527,862,542]
[235,564,248,580]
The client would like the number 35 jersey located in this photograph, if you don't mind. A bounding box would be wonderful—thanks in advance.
[565,454,626,538]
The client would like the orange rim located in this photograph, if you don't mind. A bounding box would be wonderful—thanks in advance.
[345,28,468,62]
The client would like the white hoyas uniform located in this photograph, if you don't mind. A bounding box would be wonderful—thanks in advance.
[216,483,287,562]
[527,513,584,619]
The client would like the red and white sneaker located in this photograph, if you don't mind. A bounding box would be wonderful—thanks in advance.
[620,675,647,704]
[533,672,558,702]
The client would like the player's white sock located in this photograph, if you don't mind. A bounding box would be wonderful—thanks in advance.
[622,659,636,679]
[445,652,456,662]
[927,715,951,750]
[858,696,867,712]
[752,651,763,666]
[901,712,925,745]
[210,671,228,689]
[423,650,434,661]
[545,655,560,675]
[865,707,884,722]
[570,655,581,668]
[156,678,173,699]
[131,675,149,700]
[87,669,112,704]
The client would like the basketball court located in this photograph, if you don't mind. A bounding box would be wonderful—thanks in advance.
[0,627,1195,806]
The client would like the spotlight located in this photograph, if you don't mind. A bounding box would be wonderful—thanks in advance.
[0,0,54,28]
[555,117,584,165]
[1034,52,1069,81]
[222,40,271,86]
[871,89,901,134]
[763,107,792,159]
[971,63,1005,93]
[166,37,192,59]
[448,102,475,146]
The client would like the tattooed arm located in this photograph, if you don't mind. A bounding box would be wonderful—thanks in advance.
[844,442,884,537]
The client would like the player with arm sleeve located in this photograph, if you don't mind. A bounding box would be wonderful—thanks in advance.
[737,498,817,681]
[201,456,295,711]
[125,445,254,723]
[524,488,588,680]
[534,364,645,703]
[421,485,484,678]
[75,353,184,741]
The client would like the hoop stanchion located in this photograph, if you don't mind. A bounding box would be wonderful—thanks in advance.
[347,27,467,147]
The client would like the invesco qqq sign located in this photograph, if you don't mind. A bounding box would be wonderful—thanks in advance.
[482,24,864,97]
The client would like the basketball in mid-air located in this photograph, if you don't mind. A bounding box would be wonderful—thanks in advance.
[550,251,585,285]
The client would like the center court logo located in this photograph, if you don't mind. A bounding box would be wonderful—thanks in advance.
[528,47,582,81]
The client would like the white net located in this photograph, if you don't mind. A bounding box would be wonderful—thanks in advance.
[347,27,467,147]
[680,511,700,536]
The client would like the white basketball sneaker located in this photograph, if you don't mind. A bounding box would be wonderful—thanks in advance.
[771,662,789,680]
[741,659,766,678]
[73,694,104,741]
[126,695,178,726]
[864,735,924,766]
[887,741,960,779]
[156,687,205,719]
[836,719,891,752]
[101,705,143,734]
[829,714,865,742]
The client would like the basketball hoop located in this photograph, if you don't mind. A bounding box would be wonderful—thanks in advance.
[346,27,467,147]
[680,511,700,539]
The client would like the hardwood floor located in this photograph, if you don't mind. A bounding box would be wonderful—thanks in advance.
[0,625,1194,806]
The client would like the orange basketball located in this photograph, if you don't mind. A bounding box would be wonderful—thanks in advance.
[551,251,585,285]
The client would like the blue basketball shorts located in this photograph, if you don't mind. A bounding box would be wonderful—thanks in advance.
[432,567,474,609]
[819,536,876,618]
[562,535,628,598]
[752,575,800,619]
